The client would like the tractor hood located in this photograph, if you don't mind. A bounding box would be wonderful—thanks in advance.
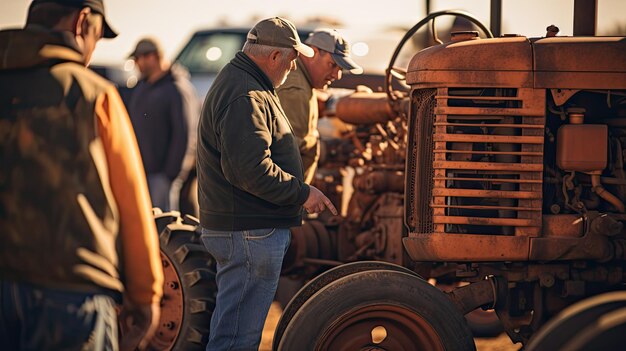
[406,36,626,90]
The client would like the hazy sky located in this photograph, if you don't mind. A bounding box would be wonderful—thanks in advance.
[1,0,624,65]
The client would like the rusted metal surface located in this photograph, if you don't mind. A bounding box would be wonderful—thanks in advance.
[446,278,499,315]
[489,0,502,37]
[529,231,614,262]
[316,304,445,351]
[403,234,530,261]
[335,92,395,125]
[534,37,626,89]
[408,36,626,90]
[573,0,597,36]
[542,215,584,237]
[150,252,183,351]
[407,37,533,88]
[556,124,607,172]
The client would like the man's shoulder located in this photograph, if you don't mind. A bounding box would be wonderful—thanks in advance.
[51,62,114,95]
[277,69,310,96]
[211,65,268,103]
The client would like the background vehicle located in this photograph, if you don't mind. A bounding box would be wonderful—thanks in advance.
[174,28,311,99]
[274,1,626,350]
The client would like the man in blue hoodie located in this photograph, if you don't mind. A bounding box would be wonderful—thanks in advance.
[128,37,198,211]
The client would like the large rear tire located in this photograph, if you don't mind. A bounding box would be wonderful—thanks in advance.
[149,211,216,351]
[277,270,475,351]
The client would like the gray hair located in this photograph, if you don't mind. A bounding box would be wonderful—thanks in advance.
[242,42,293,59]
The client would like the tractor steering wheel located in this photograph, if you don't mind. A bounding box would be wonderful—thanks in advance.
[385,10,494,104]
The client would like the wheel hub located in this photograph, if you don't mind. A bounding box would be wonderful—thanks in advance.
[317,304,445,351]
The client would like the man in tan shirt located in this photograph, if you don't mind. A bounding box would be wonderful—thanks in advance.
[277,28,362,184]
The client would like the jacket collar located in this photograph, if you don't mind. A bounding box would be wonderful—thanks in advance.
[231,51,275,91]
[0,25,84,70]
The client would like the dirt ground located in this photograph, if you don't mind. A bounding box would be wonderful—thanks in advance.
[259,302,521,351]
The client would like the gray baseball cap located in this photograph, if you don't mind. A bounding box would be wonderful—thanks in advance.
[305,28,363,74]
[30,0,118,38]
[246,17,314,58]
[128,37,162,58]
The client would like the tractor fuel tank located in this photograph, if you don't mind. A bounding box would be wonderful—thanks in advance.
[406,35,626,90]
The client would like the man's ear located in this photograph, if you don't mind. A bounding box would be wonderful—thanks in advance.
[269,49,282,64]
[73,7,91,36]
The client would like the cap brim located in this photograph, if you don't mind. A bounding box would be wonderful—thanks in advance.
[102,18,118,39]
[294,42,314,58]
[331,53,363,74]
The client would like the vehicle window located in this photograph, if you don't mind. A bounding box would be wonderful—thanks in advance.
[176,32,246,74]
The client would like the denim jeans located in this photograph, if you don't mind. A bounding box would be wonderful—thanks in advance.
[147,173,172,211]
[0,280,118,350]
[200,227,291,351]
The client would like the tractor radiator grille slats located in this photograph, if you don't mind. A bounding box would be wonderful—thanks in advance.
[408,87,546,236]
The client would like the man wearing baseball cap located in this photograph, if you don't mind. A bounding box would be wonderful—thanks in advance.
[126,37,198,214]
[0,1,163,350]
[197,17,337,350]
[277,28,363,184]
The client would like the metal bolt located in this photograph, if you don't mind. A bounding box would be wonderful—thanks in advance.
[550,204,561,214]
[167,281,179,290]
[539,273,555,288]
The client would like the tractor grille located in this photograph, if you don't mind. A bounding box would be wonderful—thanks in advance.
[406,87,546,236]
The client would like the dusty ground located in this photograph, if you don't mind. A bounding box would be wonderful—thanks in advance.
[259,302,521,351]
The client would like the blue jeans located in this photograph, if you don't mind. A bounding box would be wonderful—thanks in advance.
[0,280,118,350]
[200,227,290,351]
[147,173,172,211]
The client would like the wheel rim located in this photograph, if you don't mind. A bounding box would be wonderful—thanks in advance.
[273,262,420,350]
[149,252,184,350]
[317,304,445,351]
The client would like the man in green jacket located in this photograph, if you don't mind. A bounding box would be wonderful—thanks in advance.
[197,17,337,350]
[277,28,363,184]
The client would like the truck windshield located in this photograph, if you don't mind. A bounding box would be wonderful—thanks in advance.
[175,31,246,74]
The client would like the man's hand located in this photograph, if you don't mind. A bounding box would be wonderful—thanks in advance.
[303,185,338,215]
[119,300,161,351]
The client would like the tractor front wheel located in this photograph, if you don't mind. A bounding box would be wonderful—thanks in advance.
[277,270,475,351]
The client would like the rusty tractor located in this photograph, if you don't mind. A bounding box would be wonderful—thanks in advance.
[273,3,626,351]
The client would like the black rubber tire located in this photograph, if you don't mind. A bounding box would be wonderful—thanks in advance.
[562,307,626,351]
[277,270,475,351]
[154,209,182,234]
[150,215,216,351]
[526,291,626,351]
[273,261,419,350]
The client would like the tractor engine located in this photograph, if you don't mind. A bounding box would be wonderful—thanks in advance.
[282,92,409,277]
[403,34,626,342]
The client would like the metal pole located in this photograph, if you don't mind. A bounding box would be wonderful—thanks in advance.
[490,0,502,37]
[574,0,597,36]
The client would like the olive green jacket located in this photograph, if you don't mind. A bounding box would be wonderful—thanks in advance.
[276,58,320,184]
